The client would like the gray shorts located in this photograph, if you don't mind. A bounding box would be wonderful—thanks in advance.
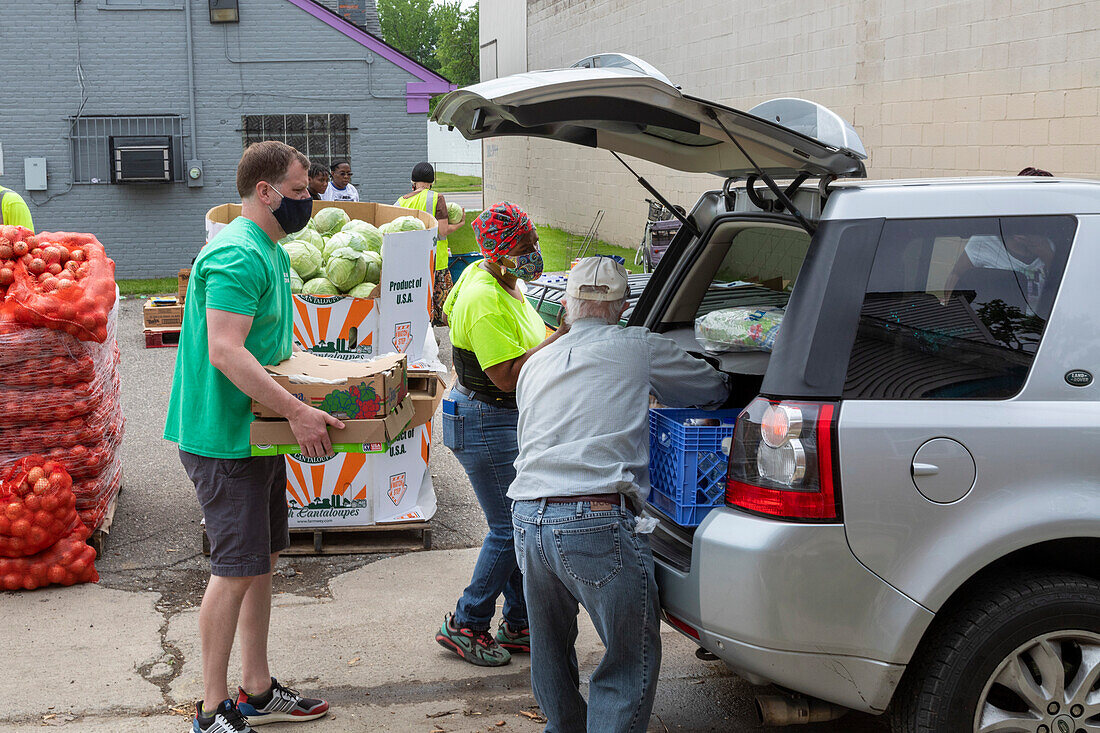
[180,449,290,577]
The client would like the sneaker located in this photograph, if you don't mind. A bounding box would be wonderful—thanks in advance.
[496,620,531,653]
[193,699,253,732]
[236,677,329,725]
[435,612,511,667]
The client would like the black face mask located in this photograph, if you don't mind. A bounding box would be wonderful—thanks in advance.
[269,184,313,235]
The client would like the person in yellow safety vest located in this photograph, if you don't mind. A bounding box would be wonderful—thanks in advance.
[0,186,34,232]
[395,162,465,326]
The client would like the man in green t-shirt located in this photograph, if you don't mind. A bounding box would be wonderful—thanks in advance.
[164,141,342,732]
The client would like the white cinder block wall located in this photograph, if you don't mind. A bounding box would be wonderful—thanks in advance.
[480,0,1099,250]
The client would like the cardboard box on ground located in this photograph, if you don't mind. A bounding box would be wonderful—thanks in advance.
[205,201,443,528]
[142,298,183,329]
[177,269,190,304]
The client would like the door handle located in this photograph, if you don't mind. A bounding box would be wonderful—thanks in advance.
[912,463,939,477]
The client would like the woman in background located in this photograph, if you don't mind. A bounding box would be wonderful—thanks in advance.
[396,162,465,325]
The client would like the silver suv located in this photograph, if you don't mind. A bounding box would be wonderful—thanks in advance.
[435,63,1100,732]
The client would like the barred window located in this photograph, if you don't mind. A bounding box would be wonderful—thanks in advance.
[69,115,185,183]
[241,114,350,168]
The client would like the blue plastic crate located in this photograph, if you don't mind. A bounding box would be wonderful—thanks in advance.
[448,253,483,283]
[647,408,740,526]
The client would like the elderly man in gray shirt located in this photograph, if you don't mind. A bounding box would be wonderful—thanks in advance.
[509,257,728,733]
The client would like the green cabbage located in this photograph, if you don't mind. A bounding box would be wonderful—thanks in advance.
[279,226,323,249]
[323,231,369,261]
[347,282,377,299]
[283,240,323,280]
[447,202,464,224]
[380,215,427,234]
[295,228,324,250]
[305,217,318,231]
[313,207,350,235]
[324,247,368,292]
[302,277,340,296]
[290,271,304,294]
[342,220,383,253]
[361,250,382,285]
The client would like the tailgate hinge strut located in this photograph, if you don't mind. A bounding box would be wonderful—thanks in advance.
[610,152,701,238]
[705,110,817,235]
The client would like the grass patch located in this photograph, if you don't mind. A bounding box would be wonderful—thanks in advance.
[117,277,177,296]
[435,172,482,192]
[448,211,641,274]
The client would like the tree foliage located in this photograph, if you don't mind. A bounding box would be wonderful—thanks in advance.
[435,2,479,86]
[377,0,442,73]
[378,0,479,85]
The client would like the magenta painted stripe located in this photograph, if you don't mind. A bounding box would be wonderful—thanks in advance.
[282,0,450,84]
[406,80,458,114]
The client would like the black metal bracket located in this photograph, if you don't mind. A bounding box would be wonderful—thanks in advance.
[745,172,811,214]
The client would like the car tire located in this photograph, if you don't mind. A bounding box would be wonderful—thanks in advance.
[890,570,1100,733]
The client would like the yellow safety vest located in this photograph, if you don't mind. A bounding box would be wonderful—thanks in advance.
[0,187,34,232]
[395,188,447,271]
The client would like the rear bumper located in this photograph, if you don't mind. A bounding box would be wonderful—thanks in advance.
[653,507,933,713]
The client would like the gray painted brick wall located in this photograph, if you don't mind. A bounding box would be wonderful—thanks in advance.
[0,0,428,278]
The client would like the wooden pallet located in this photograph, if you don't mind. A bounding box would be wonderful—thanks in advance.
[202,520,432,556]
[144,327,181,348]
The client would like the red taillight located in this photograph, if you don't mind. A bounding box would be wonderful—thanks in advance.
[725,398,841,521]
[664,612,700,640]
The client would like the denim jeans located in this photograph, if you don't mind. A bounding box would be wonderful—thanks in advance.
[442,389,527,631]
[512,498,661,733]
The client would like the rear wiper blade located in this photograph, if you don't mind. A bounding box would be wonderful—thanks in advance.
[705,109,816,235]
[610,152,701,238]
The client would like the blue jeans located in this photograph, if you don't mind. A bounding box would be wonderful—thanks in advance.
[512,498,661,733]
[442,389,527,631]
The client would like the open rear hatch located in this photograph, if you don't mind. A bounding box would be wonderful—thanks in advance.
[431,67,867,181]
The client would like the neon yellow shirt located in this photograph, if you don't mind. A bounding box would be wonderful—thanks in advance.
[395,189,448,271]
[0,187,34,232]
[444,262,544,369]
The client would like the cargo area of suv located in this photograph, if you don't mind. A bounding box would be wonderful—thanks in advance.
[434,61,1100,732]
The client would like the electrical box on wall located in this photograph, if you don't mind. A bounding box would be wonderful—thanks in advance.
[186,159,204,187]
[110,136,172,184]
[24,158,47,191]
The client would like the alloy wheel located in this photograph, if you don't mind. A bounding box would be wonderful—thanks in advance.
[975,631,1100,733]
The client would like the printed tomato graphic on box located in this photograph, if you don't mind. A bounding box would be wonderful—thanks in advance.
[314,382,384,420]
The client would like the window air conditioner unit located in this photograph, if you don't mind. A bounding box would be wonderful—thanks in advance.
[109,136,173,183]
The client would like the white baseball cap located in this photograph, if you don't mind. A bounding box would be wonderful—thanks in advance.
[566,257,630,301]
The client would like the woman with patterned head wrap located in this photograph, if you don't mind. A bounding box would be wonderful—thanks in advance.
[434,202,570,667]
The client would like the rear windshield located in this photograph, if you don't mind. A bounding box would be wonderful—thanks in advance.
[844,216,1076,400]
[695,225,810,320]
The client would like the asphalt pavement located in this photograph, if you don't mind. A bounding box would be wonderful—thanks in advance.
[0,296,890,732]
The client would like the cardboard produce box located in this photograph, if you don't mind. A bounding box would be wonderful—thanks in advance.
[178,268,190,304]
[250,394,414,456]
[409,372,446,428]
[283,422,437,528]
[143,297,184,329]
[284,451,374,527]
[206,201,436,362]
[371,423,436,524]
[253,352,408,421]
